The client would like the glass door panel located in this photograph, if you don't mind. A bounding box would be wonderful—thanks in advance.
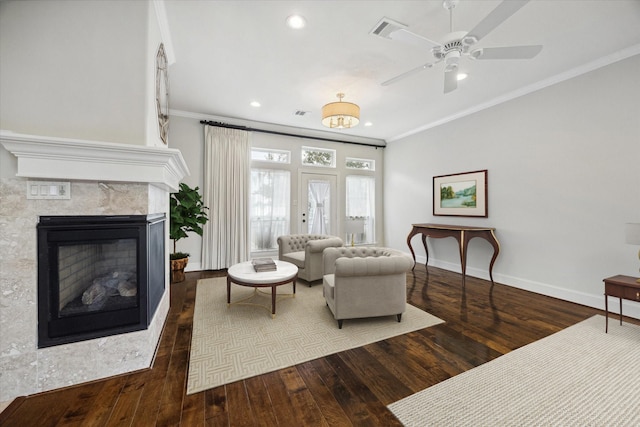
[300,173,337,235]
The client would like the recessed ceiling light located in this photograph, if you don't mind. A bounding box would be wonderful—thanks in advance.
[457,72,468,81]
[250,101,261,107]
[286,14,306,29]
[364,122,373,127]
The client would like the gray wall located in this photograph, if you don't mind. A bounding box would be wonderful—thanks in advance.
[384,55,640,317]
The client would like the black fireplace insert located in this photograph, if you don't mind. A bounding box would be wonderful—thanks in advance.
[37,214,165,348]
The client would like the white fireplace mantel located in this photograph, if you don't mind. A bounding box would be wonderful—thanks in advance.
[0,130,189,191]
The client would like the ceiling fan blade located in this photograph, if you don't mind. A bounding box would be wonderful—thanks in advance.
[389,28,441,51]
[466,0,530,43]
[381,60,439,86]
[443,69,458,94]
[472,45,542,60]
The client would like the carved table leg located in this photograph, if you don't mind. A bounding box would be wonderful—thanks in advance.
[487,230,501,290]
[459,230,467,288]
[406,227,419,271]
[422,233,429,273]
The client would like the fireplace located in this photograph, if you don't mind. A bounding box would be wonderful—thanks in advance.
[37,214,165,348]
[0,133,185,401]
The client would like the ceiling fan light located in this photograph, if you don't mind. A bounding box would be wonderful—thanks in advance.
[321,93,360,129]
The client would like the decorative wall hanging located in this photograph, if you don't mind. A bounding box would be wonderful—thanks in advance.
[156,43,169,145]
[433,169,487,217]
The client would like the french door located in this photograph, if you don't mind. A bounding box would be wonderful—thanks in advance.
[299,172,337,235]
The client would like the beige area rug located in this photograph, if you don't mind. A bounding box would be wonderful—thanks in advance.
[388,315,640,426]
[186,277,444,395]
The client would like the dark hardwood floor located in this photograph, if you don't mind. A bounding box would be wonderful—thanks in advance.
[1,265,624,426]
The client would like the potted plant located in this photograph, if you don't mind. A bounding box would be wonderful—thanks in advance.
[170,182,209,283]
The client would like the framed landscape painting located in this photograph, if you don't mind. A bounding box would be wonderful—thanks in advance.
[433,170,488,217]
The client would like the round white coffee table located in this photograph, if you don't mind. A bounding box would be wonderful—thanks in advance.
[226,260,297,318]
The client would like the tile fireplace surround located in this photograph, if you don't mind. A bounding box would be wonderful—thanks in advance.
[0,131,189,403]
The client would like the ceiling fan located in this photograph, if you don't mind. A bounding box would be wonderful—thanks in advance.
[380,0,543,93]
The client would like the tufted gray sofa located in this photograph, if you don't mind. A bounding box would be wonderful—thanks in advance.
[322,247,414,328]
[277,234,344,284]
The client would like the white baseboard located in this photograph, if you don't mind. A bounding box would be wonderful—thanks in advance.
[416,256,640,321]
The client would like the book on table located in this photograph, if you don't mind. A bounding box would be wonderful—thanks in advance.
[251,257,277,272]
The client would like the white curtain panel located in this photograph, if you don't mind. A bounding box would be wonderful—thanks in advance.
[202,126,250,269]
[308,180,329,234]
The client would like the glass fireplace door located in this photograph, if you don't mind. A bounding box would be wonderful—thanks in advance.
[37,215,164,348]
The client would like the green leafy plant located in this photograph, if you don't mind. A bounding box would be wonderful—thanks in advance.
[169,183,209,259]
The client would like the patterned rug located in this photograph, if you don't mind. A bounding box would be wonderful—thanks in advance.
[186,277,444,395]
[388,315,640,426]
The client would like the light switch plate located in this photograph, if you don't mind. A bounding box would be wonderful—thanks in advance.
[27,181,71,199]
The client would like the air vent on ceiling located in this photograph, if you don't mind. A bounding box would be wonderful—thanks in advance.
[294,110,309,116]
[369,17,407,39]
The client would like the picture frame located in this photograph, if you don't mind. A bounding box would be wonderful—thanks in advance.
[433,169,488,217]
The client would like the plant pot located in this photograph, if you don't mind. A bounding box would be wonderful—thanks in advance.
[171,257,189,283]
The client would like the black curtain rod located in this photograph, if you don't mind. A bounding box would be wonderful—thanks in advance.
[200,120,384,149]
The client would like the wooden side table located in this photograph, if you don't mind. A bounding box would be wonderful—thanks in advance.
[603,275,640,333]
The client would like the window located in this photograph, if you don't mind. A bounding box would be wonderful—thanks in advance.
[345,175,375,245]
[346,157,375,171]
[250,169,290,252]
[251,148,290,163]
[301,146,336,168]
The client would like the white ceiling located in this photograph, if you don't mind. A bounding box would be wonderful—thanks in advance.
[163,0,640,143]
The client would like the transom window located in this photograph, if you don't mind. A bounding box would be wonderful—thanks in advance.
[251,148,291,163]
[346,157,375,170]
[301,146,336,168]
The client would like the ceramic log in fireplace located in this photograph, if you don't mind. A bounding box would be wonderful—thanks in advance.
[37,214,165,348]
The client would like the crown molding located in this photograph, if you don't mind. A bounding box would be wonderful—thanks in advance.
[0,131,189,191]
[388,44,640,142]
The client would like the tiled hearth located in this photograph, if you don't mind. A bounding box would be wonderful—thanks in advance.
[0,132,188,403]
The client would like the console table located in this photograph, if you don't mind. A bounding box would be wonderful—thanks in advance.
[603,275,640,333]
[407,223,500,288]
